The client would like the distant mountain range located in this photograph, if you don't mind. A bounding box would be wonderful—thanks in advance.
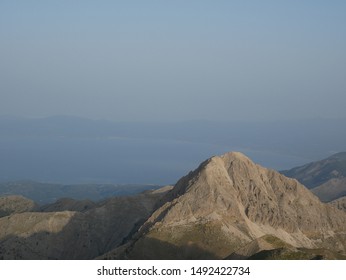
[0,181,160,204]
[1,151,346,260]
[282,152,346,202]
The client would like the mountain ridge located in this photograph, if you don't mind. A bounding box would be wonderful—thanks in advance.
[105,152,346,259]
[2,151,346,260]
[0,188,172,259]
[282,152,346,202]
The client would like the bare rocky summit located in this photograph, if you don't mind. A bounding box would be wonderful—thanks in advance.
[113,152,346,259]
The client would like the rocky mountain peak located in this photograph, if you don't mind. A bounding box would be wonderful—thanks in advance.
[118,151,346,259]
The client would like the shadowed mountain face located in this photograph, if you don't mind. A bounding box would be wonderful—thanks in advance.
[281,152,346,202]
[0,188,172,259]
[227,235,346,260]
[111,152,346,260]
[39,198,96,212]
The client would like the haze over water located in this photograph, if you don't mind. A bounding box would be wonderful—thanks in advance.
[1,1,345,184]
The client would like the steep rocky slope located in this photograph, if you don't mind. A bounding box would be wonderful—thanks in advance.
[112,152,346,259]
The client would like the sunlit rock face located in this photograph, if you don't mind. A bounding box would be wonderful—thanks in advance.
[114,152,346,260]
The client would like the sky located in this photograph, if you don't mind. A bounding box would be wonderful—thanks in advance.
[1,0,346,122]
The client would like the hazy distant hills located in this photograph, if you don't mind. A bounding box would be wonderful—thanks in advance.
[281,152,346,188]
[282,152,346,202]
[1,115,346,184]
[0,181,161,204]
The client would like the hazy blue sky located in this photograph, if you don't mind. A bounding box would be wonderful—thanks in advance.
[1,0,345,122]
